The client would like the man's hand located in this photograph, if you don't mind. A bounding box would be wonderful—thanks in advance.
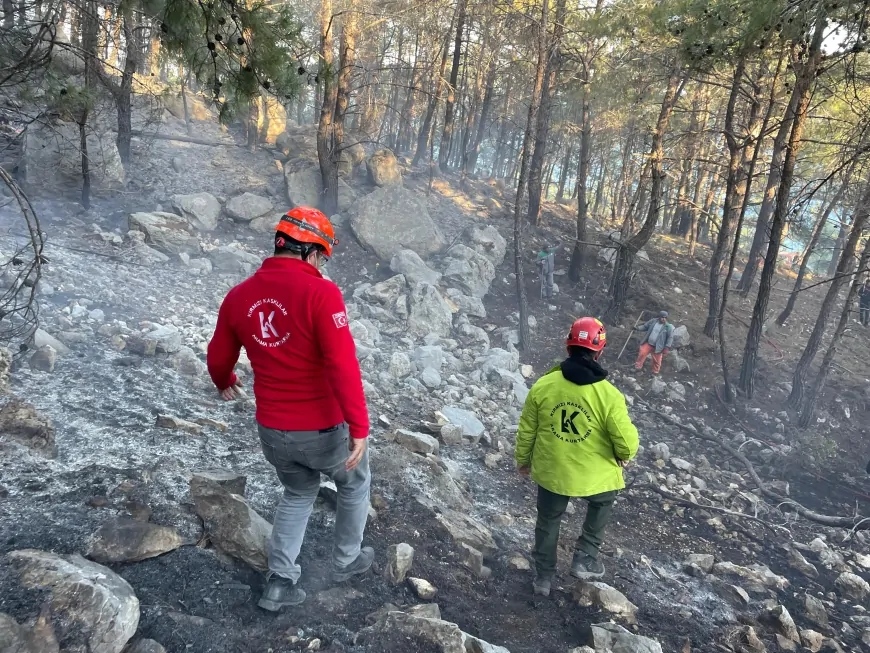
[219,383,243,401]
[616,458,629,468]
[663,348,670,356]
[517,465,530,478]
[346,437,367,471]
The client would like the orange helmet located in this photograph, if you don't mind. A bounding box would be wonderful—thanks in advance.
[566,316,607,352]
[275,206,338,258]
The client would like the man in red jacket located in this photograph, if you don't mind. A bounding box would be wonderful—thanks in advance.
[207,206,372,611]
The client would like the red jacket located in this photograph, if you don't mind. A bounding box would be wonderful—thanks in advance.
[207,256,369,439]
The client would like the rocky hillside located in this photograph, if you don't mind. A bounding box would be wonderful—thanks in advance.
[1,107,869,653]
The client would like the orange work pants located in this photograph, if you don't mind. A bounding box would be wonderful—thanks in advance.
[635,343,663,374]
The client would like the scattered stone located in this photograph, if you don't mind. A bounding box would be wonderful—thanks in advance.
[384,543,414,585]
[650,376,668,395]
[468,225,507,267]
[189,470,272,572]
[169,346,207,377]
[210,244,264,274]
[483,452,502,469]
[408,283,454,337]
[574,582,638,623]
[0,397,56,458]
[442,244,496,298]
[670,457,694,473]
[349,185,446,260]
[457,543,490,578]
[33,328,70,354]
[395,429,439,455]
[801,630,825,653]
[712,581,751,606]
[727,626,766,653]
[172,192,221,231]
[225,192,273,222]
[420,368,442,389]
[390,249,442,286]
[586,623,662,653]
[155,414,202,435]
[759,599,799,644]
[508,554,530,571]
[408,577,438,600]
[685,553,715,573]
[670,352,691,372]
[143,325,183,354]
[7,549,140,653]
[650,442,670,462]
[439,406,485,444]
[86,517,184,564]
[445,288,487,318]
[29,344,57,372]
[389,352,412,379]
[440,423,464,445]
[367,149,402,187]
[128,212,196,254]
[407,604,442,620]
[671,325,690,349]
[419,499,497,555]
[712,562,789,592]
[788,547,819,579]
[356,612,463,652]
[835,571,870,601]
[803,594,829,630]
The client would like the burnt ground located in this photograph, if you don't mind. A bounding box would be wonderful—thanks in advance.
[1,117,870,653]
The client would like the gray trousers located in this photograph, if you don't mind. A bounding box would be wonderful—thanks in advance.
[257,423,371,582]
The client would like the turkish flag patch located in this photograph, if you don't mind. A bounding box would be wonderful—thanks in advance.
[332,311,348,328]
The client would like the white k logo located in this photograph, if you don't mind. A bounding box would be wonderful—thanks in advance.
[259,311,279,339]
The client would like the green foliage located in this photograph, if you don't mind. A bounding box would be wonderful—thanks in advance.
[153,0,305,122]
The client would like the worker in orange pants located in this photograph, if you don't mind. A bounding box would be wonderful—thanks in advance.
[633,311,674,375]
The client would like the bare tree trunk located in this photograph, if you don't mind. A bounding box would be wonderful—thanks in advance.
[604,71,685,321]
[777,171,851,326]
[798,237,870,427]
[828,220,848,276]
[3,0,14,28]
[413,21,453,167]
[438,0,467,171]
[513,0,550,351]
[568,84,592,282]
[465,55,497,175]
[316,0,338,214]
[180,65,193,136]
[739,22,825,398]
[115,4,138,165]
[78,0,98,208]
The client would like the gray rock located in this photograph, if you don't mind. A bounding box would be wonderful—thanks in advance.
[671,325,690,349]
[172,192,221,231]
[7,549,139,653]
[420,368,442,389]
[349,186,446,260]
[408,577,438,600]
[835,571,870,601]
[759,599,800,644]
[367,148,402,186]
[126,640,168,653]
[395,429,439,455]
[440,406,485,444]
[442,244,496,298]
[390,249,442,286]
[670,457,694,473]
[412,345,444,371]
[440,424,464,445]
[225,192,273,222]
[670,351,691,372]
[685,553,715,573]
[0,607,60,653]
[389,352,412,379]
[445,288,487,318]
[650,376,668,395]
[477,348,519,375]
[0,346,9,392]
[33,328,70,354]
[713,561,790,592]
[209,244,262,274]
[189,471,272,572]
[143,325,183,354]
[803,594,829,629]
[356,612,464,653]
[30,345,57,373]
[788,547,819,579]
[408,283,453,338]
[0,397,56,458]
[128,212,196,254]
[384,543,414,585]
[586,623,662,653]
[419,498,496,555]
[86,517,184,564]
[650,442,670,462]
[468,225,507,267]
[169,346,207,377]
[800,630,825,652]
[574,582,638,623]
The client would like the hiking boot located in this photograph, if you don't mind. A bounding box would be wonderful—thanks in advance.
[258,576,306,611]
[532,575,552,597]
[332,546,375,582]
[570,553,606,580]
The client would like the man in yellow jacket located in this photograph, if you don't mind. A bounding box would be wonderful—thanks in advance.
[515,316,639,596]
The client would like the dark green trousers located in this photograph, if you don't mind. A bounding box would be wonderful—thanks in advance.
[533,485,618,578]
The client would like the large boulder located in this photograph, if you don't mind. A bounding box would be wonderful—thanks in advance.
[390,249,442,286]
[171,192,221,231]
[226,192,273,222]
[408,283,453,337]
[468,225,507,267]
[189,470,272,572]
[24,120,124,191]
[128,212,197,254]
[442,245,496,298]
[7,549,140,653]
[0,397,56,458]
[445,288,486,318]
[439,405,485,443]
[671,325,690,349]
[86,517,184,564]
[285,166,354,212]
[349,186,446,261]
[367,149,402,187]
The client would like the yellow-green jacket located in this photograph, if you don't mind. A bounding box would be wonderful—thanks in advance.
[515,356,639,497]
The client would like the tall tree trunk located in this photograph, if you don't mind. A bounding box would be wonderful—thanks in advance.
[115,5,139,166]
[413,22,453,167]
[777,171,852,326]
[316,0,338,214]
[3,0,14,28]
[527,0,567,224]
[568,84,592,282]
[465,55,497,175]
[78,0,99,208]
[513,0,550,350]
[438,0,467,171]
[798,237,870,427]
[828,220,849,276]
[604,71,685,321]
[788,171,870,407]
[556,143,573,201]
[739,22,825,398]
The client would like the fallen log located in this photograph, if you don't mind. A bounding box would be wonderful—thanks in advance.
[130,130,240,147]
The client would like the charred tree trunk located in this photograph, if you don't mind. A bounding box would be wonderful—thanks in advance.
[604,71,685,321]
[413,23,452,167]
[556,144,573,201]
[514,0,550,350]
[438,0,467,172]
[798,238,870,427]
[465,56,497,175]
[828,220,848,276]
[739,23,825,398]
[777,172,851,326]
[316,0,338,214]
[788,172,870,408]
[115,5,138,165]
[568,84,592,282]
